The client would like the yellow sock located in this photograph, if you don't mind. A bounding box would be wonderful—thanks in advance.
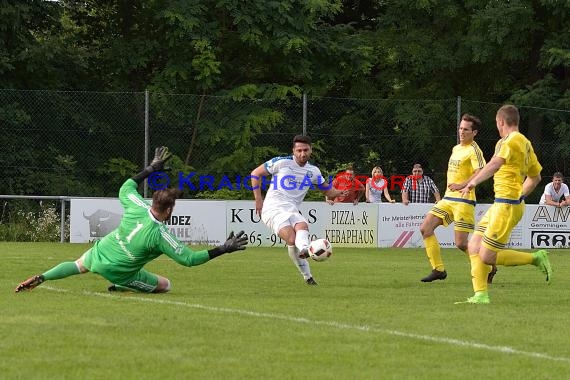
[424,235,444,271]
[469,254,490,293]
[496,250,533,266]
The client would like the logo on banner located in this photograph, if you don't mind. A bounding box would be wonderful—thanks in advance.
[531,231,570,248]
[392,231,414,248]
[532,206,570,223]
[83,210,122,238]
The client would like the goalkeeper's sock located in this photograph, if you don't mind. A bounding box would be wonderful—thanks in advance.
[496,249,533,266]
[469,254,490,293]
[42,261,81,281]
[424,235,444,271]
[294,229,310,251]
[287,245,311,280]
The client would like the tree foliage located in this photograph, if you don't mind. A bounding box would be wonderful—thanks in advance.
[0,0,568,198]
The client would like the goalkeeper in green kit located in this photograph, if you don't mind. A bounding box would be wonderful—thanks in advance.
[15,147,248,294]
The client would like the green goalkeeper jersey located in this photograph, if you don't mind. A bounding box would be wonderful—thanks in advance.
[87,179,210,279]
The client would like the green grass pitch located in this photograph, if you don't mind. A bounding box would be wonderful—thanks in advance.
[2,242,570,379]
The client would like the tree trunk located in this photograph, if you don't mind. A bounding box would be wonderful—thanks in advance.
[185,93,206,165]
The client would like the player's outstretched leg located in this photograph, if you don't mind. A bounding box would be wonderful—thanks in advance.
[295,229,311,259]
[15,275,45,293]
[456,254,491,305]
[532,250,552,284]
[421,233,447,282]
[287,245,315,285]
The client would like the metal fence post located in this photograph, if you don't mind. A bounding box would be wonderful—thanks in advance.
[456,95,462,144]
[303,93,307,136]
[144,90,150,197]
[60,197,66,243]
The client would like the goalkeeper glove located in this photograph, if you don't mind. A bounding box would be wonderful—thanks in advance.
[131,146,173,184]
[149,146,172,171]
[208,231,248,259]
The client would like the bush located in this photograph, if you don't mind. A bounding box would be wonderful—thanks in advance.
[0,201,68,242]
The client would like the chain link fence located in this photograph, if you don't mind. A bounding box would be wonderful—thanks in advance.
[1,89,569,240]
[1,90,146,196]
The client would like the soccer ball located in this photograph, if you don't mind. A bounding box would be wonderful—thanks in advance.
[308,238,333,262]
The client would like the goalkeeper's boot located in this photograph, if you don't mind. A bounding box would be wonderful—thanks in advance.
[420,269,447,282]
[305,277,318,286]
[299,247,310,259]
[487,265,498,284]
[455,291,490,305]
[108,284,134,292]
[532,250,552,284]
[15,275,45,293]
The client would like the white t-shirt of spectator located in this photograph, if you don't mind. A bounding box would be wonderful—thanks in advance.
[539,182,570,204]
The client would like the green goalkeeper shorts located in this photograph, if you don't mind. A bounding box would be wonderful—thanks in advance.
[82,247,159,293]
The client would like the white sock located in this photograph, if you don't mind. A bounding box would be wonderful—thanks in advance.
[295,229,310,251]
[287,245,312,280]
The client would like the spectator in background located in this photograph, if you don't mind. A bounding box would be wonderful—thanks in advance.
[539,172,570,207]
[401,164,441,205]
[326,165,365,205]
[366,166,396,203]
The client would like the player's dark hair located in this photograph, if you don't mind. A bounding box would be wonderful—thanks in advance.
[293,134,312,146]
[497,104,520,126]
[152,188,181,213]
[553,172,564,179]
[461,113,482,132]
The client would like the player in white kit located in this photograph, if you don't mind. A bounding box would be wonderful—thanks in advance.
[251,135,347,285]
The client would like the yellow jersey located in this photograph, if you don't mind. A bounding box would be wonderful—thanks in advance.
[493,131,542,200]
[445,141,486,201]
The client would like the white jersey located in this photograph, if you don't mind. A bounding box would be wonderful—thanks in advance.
[539,182,570,204]
[262,156,325,211]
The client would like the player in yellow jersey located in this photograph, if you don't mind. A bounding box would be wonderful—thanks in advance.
[456,105,552,304]
[420,114,493,282]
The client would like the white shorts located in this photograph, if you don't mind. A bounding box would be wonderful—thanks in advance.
[262,206,308,235]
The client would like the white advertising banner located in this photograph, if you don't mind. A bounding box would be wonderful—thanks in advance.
[320,202,377,247]
[376,203,439,248]
[525,204,570,249]
[226,201,377,247]
[163,200,227,245]
[375,203,525,249]
[70,198,562,249]
[70,198,121,243]
[70,198,226,245]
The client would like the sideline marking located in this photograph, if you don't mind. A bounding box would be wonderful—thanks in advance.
[42,285,570,363]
